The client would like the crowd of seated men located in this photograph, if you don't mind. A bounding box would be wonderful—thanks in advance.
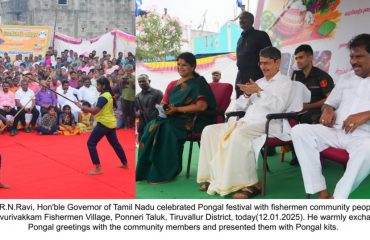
[0,48,136,136]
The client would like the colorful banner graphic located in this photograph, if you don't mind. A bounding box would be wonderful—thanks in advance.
[259,0,341,48]
[0,25,52,56]
[256,0,370,79]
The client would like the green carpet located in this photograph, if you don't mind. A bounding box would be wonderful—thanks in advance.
[136,142,370,199]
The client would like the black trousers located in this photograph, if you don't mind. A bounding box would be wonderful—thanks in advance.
[0,108,17,130]
[13,106,40,128]
[299,108,322,124]
[87,122,128,165]
[38,125,59,135]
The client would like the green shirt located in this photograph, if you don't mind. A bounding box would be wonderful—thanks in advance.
[121,74,136,102]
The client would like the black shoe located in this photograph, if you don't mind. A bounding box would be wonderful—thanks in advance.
[290,157,300,166]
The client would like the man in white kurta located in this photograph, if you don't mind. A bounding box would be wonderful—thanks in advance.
[56,81,80,120]
[78,78,99,107]
[197,47,293,198]
[291,34,370,199]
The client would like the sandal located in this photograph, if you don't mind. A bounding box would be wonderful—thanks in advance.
[199,182,210,191]
[232,185,261,199]
[88,168,103,175]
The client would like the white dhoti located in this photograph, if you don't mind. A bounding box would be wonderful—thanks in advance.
[291,124,370,199]
[197,119,265,196]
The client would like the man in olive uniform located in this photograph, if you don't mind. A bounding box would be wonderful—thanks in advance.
[290,44,334,165]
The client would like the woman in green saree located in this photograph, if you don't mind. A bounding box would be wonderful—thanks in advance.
[136,52,216,183]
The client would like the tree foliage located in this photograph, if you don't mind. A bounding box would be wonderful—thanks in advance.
[136,11,182,62]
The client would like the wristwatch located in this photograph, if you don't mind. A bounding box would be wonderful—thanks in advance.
[257,88,263,97]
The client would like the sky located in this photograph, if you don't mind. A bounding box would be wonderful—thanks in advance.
[141,0,258,32]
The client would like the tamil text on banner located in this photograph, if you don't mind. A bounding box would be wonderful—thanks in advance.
[256,0,370,80]
[0,25,52,57]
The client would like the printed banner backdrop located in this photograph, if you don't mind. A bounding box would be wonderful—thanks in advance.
[54,29,136,58]
[256,0,370,79]
[0,25,52,57]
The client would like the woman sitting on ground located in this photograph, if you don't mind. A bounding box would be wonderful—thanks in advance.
[59,105,81,135]
[136,52,216,184]
[77,101,94,132]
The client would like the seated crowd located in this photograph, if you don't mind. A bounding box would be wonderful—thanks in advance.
[0,48,136,136]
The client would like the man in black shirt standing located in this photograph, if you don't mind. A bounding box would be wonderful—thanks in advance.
[135,74,163,141]
[236,11,272,97]
[290,44,334,165]
[292,45,334,124]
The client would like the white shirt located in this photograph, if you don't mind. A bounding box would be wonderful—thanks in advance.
[51,55,57,67]
[234,72,292,137]
[78,86,100,106]
[238,72,290,120]
[15,88,35,109]
[13,60,22,68]
[325,71,370,136]
[56,86,79,110]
